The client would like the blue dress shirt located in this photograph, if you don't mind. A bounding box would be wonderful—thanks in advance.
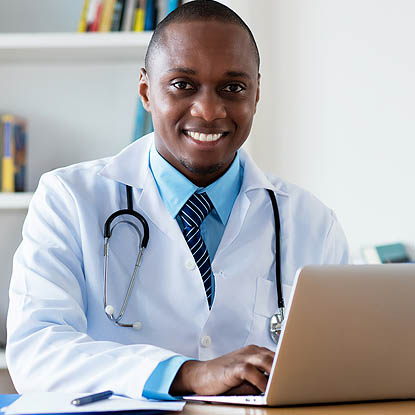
[142,144,243,400]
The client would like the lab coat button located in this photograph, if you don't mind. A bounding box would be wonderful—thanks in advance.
[201,335,212,347]
[185,259,196,270]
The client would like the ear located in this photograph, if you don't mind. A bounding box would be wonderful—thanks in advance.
[254,73,261,114]
[138,68,151,112]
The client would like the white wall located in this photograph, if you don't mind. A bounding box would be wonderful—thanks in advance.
[243,0,415,259]
[0,0,82,32]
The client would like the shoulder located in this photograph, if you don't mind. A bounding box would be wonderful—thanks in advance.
[266,173,333,217]
[39,157,112,196]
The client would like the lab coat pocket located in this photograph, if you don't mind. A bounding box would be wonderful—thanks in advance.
[245,277,292,350]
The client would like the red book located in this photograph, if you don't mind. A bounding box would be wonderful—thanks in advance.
[89,0,103,31]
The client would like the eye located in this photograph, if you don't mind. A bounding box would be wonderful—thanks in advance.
[222,83,245,93]
[172,81,194,90]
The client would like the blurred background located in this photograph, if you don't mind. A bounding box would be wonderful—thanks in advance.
[0,0,414,391]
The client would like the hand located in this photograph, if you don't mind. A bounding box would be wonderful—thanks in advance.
[169,345,274,396]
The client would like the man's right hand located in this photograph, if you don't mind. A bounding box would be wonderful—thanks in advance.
[169,345,275,396]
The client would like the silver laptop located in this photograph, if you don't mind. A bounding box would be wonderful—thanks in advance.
[185,264,415,406]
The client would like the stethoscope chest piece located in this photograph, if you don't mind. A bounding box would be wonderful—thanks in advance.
[269,308,285,344]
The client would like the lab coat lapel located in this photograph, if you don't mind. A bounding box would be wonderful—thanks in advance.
[215,149,287,257]
[215,191,250,256]
[137,171,183,241]
[98,133,183,241]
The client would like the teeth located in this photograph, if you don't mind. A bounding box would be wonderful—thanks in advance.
[187,131,222,142]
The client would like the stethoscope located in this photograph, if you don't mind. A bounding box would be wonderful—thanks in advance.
[103,185,285,344]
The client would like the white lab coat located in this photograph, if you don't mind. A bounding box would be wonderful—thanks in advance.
[7,133,348,398]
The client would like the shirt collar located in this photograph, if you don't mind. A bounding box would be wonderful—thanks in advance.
[149,144,242,225]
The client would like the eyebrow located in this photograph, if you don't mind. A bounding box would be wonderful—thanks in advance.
[166,67,196,75]
[225,71,252,80]
[166,67,252,80]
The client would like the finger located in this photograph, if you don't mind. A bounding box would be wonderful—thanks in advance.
[243,344,275,360]
[225,381,261,396]
[236,363,269,393]
[243,345,275,374]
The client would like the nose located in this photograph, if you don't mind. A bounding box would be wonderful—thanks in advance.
[190,89,227,121]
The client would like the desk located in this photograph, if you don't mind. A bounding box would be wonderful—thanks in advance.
[179,401,415,415]
[2,396,415,415]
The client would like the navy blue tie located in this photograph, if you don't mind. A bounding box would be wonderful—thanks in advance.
[179,192,214,309]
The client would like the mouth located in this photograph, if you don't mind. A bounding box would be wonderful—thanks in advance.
[183,130,228,143]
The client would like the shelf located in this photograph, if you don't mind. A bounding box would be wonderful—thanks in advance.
[0,350,6,369]
[0,32,153,62]
[0,193,33,210]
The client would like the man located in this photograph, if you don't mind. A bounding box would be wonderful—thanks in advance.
[7,0,348,399]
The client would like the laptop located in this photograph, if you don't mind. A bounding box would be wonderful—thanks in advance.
[184,264,415,406]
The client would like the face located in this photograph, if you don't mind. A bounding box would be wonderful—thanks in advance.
[139,20,260,187]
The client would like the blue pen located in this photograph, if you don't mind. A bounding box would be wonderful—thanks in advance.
[71,390,113,406]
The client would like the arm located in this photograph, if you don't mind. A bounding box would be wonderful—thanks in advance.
[322,211,349,264]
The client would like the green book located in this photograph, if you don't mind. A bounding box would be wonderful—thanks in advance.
[362,242,410,264]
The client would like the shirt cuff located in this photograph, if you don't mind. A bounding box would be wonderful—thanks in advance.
[142,355,194,400]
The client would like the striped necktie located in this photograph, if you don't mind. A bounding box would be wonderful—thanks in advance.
[179,192,214,309]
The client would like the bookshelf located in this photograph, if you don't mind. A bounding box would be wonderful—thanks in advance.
[0,193,33,210]
[0,32,153,62]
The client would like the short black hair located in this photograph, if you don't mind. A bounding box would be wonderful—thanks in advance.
[144,0,260,72]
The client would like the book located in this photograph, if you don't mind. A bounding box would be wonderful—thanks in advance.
[133,0,146,31]
[110,0,125,31]
[99,0,117,31]
[121,0,137,31]
[144,0,155,30]
[132,97,153,141]
[14,119,27,192]
[78,0,180,32]
[88,0,103,31]
[166,0,179,14]
[362,242,411,264]
[1,115,27,193]
[85,0,100,31]
[1,115,15,192]
[0,116,3,188]
[78,0,179,32]
[78,0,90,32]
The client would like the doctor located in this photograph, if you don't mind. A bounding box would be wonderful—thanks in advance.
[7,0,348,400]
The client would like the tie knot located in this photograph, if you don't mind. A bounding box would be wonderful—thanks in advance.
[179,192,213,229]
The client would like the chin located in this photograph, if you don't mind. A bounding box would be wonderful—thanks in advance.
[180,158,224,176]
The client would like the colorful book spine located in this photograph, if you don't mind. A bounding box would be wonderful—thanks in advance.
[133,0,146,31]
[86,0,99,31]
[14,120,26,192]
[1,115,15,193]
[144,0,155,30]
[79,0,179,32]
[110,0,125,31]
[362,243,411,264]
[99,0,117,32]
[1,115,27,193]
[78,0,90,32]
[121,0,137,31]
[88,0,103,31]
[167,0,179,14]
[133,97,153,141]
[0,116,3,187]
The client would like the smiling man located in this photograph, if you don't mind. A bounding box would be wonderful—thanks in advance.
[7,0,348,400]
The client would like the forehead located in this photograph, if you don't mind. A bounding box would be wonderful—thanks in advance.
[151,20,258,77]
